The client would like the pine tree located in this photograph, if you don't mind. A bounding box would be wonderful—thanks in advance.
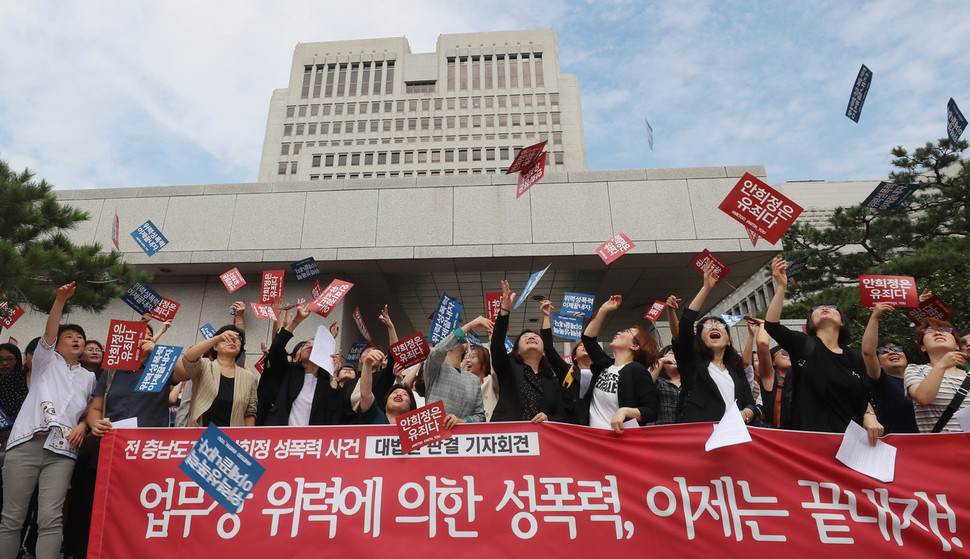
[0,156,151,330]
[777,138,970,352]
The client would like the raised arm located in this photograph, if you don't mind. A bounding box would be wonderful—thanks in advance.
[44,282,75,346]
[539,300,571,382]
[172,329,237,382]
[687,261,717,313]
[358,349,385,412]
[862,303,893,381]
[583,295,620,339]
[764,258,787,323]
[742,317,757,369]
[379,305,399,345]
[152,319,172,343]
[754,320,774,386]
[231,301,246,332]
[665,295,681,342]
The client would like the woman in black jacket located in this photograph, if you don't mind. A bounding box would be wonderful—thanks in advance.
[580,295,659,434]
[674,262,756,424]
[490,280,567,423]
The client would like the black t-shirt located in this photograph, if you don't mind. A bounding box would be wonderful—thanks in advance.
[871,373,918,434]
[201,375,235,427]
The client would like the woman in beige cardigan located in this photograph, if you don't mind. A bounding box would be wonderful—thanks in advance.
[173,325,257,427]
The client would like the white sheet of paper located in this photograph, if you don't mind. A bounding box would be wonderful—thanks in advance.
[309,324,336,375]
[953,405,970,431]
[112,417,139,429]
[705,401,752,451]
[622,418,638,430]
[835,421,897,483]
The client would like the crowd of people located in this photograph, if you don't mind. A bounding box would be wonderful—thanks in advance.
[1,257,969,558]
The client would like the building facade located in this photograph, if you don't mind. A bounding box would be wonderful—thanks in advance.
[257,30,587,182]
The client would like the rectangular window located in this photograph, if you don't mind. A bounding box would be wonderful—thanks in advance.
[283,124,293,136]
[278,162,287,175]
[500,147,509,160]
[472,57,480,90]
[347,103,355,114]
[338,154,348,166]
[447,98,455,110]
[378,152,387,164]
[364,152,374,165]
[395,118,404,131]
[383,120,391,131]
[281,143,290,155]
[552,112,561,125]
[485,115,494,127]
[434,117,442,130]
[472,148,482,161]
[534,53,544,87]
[351,153,361,165]
[484,55,493,89]
[460,97,468,109]
[422,99,430,111]
[391,151,401,164]
[385,61,394,94]
[312,155,321,167]
[325,154,335,166]
[373,101,381,112]
[485,96,494,108]
[521,54,531,88]
[498,96,507,108]
[496,55,505,88]
[301,66,311,98]
[447,116,455,129]
[434,98,443,110]
[472,115,481,127]
[459,56,467,90]
[550,93,559,106]
[313,66,324,98]
[359,102,367,113]
[404,151,414,164]
[510,95,520,107]
[370,120,379,132]
[486,148,495,161]
[336,64,347,96]
[373,62,383,95]
[524,114,534,125]
[432,150,441,163]
[361,63,371,95]
[397,100,405,112]
[536,94,546,106]
[409,99,418,111]
[310,105,319,116]
[334,104,343,115]
[293,143,303,155]
[325,64,336,96]
[459,116,468,128]
[358,121,366,132]
[286,106,295,118]
[458,149,468,162]
[555,152,564,165]
[509,55,518,88]
[538,113,547,125]
[408,118,417,131]
[332,122,341,134]
[498,115,507,126]
[308,123,317,135]
[445,149,454,162]
[553,132,562,145]
[421,117,430,130]
[418,150,428,163]
[290,161,298,174]
[447,58,456,91]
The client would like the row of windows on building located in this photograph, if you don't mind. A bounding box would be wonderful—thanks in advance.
[309,168,519,180]
[298,52,545,99]
[276,147,566,175]
[282,112,562,137]
[285,92,560,119]
[279,131,563,157]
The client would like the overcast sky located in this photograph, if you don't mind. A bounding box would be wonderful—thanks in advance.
[2,0,968,191]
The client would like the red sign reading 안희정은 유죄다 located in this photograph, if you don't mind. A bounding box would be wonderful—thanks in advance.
[718,173,803,245]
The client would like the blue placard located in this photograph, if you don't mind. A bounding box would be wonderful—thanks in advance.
[136,345,183,392]
[786,256,810,279]
[645,118,654,151]
[346,341,368,364]
[429,293,463,345]
[845,64,872,123]
[199,323,216,340]
[513,263,551,310]
[552,313,584,340]
[504,336,514,354]
[861,181,919,211]
[466,330,483,347]
[947,98,967,146]
[120,282,163,315]
[291,257,322,282]
[179,423,265,514]
[561,292,595,318]
[0,407,11,429]
[717,314,746,328]
[130,220,169,257]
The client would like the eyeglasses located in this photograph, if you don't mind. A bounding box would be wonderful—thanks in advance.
[924,327,954,336]
[811,304,839,312]
[702,322,727,330]
[86,347,103,353]
[775,350,790,357]
[0,356,17,364]
[876,346,904,355]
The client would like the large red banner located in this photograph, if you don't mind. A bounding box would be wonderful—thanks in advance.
[90,423,970,559]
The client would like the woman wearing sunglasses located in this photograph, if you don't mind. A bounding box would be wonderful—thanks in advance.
[904,318,969,432]
[860,302,919,434]
[673,262,757,424]
[764,258,883,445]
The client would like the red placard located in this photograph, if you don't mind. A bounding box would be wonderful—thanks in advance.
[516,151,546,198]
[396,400,449,455]
[7,336,17,346]
[596,232,636,265]
[104,320,147,371]
[219,268,246,294]
[150,297,180,322]
[858,275,918,308]
[506,140,548,174]
[307,279,354,317]
[692,249,731,284]
[644,301,666,322]
[253,354,266,374]
[718,173,803,244]
[90,423,970,559]
[745,226,759,247]
[903,294,956,325]
[0,301,25,329]
[390,332,431,370]
[260,270,285,304]
[485,292,504,322]
[111,211,119,250]
[250,303,279,322]
[311,280,322,299]
[353,307,373,342]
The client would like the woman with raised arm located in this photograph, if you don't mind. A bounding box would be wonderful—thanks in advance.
[580,293,659,434]
[674,263,756,425]
[490,281,566,424]
[0,282,96,559]
[749,316,790,428]
[172,325,257,427]
[425,314,492,428]
[537,300,589,424]
[763,258,883,444]
[903,317,969,432]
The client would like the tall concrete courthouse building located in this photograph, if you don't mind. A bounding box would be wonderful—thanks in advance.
[12,29,874,357]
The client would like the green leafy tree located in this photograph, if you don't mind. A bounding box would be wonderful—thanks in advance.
[0,156,151,330]
[779,138,970,354]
